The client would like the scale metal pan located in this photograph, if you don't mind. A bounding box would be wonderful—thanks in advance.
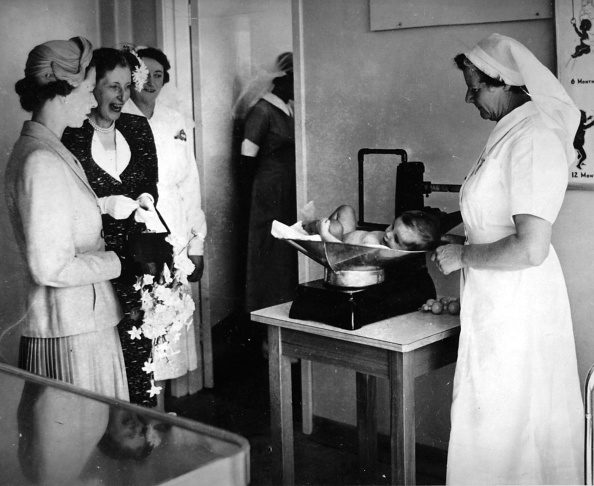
[282,238,428,274]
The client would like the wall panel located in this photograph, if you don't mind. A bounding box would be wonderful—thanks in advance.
[370,0,552,31]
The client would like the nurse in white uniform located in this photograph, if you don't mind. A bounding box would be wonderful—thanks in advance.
[433,34,583,485]
[124,47,207,395]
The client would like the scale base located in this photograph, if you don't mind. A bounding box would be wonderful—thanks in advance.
[289,268,436,330]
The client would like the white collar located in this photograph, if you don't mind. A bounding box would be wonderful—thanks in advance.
[263,92,293,117]
[124,98,163,121]
[124,99,145,117]
[485,101,536,154]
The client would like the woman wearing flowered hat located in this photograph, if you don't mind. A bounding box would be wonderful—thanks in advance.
[433,33,583,484]
[62,47,162,408]
[5,37,128,399]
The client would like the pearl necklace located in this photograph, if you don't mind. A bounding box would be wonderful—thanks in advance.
[88,117,115,133]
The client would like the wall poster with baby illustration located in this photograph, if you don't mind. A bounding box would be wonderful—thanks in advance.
[556,0,594,188]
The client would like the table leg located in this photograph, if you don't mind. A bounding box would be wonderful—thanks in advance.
[390,351,416,485]
[268,326,295,485]
[356,372,378,478]
[301,359,313,434]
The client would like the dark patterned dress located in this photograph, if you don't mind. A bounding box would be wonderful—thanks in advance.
[244,98,298,312]
[62,114,159,407]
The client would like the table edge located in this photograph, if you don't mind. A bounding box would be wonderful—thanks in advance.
[251,303,460,352]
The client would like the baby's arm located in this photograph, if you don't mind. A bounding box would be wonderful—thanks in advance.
[318,218,343,243]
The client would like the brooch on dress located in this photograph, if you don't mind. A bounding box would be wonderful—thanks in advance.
[174,129,187,141]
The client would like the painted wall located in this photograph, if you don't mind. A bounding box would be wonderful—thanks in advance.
[194,0,292,325]
[0,0,102,365]
[99,0,158,48]
[296,0,594,450]
[553,190,594,384]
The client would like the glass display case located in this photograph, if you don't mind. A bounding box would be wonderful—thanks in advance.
[0,363,249,485]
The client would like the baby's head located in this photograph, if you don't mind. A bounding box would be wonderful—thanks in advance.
[98,410,154,461]
[383,210,441,251]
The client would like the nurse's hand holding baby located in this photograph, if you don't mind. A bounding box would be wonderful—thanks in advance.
[431,243,464,275]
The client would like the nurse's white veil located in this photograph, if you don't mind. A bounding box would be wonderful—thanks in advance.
[466,33,580,166]
[232,52,293,119]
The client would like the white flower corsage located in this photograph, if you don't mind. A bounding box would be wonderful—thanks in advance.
[123,46,149,92]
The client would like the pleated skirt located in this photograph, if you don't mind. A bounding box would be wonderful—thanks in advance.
[18,327,129,401]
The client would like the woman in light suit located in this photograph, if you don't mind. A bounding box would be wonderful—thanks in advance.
[4,37,128,399]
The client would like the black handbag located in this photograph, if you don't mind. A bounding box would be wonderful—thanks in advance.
[125,207,174,267]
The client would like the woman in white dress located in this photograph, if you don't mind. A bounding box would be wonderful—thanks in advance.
[433,33,584,484]
[124,47,207,395]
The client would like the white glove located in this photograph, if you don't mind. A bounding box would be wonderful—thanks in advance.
[99,195,139,219]
[137,193,155,210]
[134,206,168,232]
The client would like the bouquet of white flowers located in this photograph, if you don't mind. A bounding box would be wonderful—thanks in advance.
[129,234,196,397]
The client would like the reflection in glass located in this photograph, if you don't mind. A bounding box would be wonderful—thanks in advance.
[1,364,249,485]
[17,383,109,485]
[98,408,158,461]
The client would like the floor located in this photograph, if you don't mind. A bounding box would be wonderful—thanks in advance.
[166,314,447,485]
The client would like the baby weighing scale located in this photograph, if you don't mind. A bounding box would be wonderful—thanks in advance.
[283,149,462,330]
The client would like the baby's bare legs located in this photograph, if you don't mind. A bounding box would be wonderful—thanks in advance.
[303,205,357,241]
[303,219,344,240]
[329,205,357,234]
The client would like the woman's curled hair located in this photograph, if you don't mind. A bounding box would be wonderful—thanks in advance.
[93,47,139,82]
[15,36,94,112]
[137,47,171,84]
[15,77,75,113]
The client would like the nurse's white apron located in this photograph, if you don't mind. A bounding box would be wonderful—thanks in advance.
[125,100,202,381]
[446,104,583,485]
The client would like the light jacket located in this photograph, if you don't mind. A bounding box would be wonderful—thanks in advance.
[5,121,123,338]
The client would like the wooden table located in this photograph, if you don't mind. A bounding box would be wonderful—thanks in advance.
[251,302,460,485]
